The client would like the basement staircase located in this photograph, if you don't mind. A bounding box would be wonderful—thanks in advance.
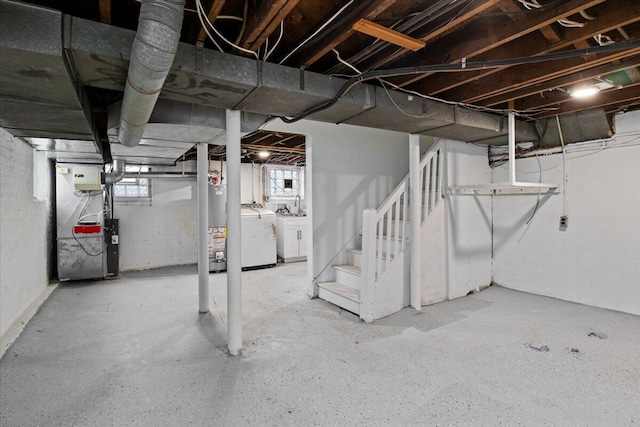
[317,141,445,321]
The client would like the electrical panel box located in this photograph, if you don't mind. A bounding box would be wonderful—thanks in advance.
[73,171,102,191]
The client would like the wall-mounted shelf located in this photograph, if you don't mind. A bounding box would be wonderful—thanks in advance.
[449,113,558,196]
[449,182,558,195]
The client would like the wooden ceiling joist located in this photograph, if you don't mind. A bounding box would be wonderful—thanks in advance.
[98,0,111,25]
[300,0,397,68]
[536,82,640,118]
[353,19,425,51]
[369,0,505,70]
[197,0,227,43]
[243,144,305,154]
[241,0,300,51]
[396,0,607,89]
[405,0,640,96]
[466,48,640,106]
[498,0,561,43]
[513,58,640,110]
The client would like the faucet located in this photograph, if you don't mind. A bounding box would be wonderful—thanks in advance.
[294,195,302,215]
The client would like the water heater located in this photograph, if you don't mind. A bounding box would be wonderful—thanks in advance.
[208,183,227,272]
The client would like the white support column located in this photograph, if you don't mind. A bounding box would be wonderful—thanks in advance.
[226,109,242,356]
[197,141,209,313]
[508,112,516,185]
[360,209,376,322]
[409,134,421,310]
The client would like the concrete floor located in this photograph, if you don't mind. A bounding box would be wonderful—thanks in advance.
[1,263,639,426]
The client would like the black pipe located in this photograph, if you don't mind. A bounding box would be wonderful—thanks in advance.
[279,39,640,124]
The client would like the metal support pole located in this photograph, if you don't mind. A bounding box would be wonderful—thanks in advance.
[508,112,516,185]
[409,134,421,310]
[226,109,242,356]
[197,142,209,313]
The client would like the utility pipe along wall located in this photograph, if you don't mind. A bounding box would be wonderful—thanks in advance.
[118,0,186,147]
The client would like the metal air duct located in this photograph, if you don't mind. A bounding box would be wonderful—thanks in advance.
[118,0,185,147]
[102,159,126,184]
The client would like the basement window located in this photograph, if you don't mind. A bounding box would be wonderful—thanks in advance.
[266,166,303,199]
[114,166,151,205]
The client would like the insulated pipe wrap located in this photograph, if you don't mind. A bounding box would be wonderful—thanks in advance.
[118,0,185,147]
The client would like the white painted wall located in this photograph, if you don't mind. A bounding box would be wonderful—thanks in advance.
[492,111,640,315]
[266,119,410,291]
[115,161,278,271]
[445,140,493,299]
[0,128,53,339]
[115,173,197,271]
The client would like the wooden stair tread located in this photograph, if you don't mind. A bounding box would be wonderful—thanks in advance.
[332,264,361,276]
[317,282,360,302]
[346,248,395,260]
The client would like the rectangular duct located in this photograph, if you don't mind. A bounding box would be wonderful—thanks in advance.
[0,1,95,140]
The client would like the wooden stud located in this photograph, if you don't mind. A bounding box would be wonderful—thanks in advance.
[197,0,227,44]
[98,0,111,24]
[352,19,425,51]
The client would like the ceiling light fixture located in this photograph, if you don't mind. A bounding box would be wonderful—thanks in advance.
[258,151,270,158]
[570,85,600,98]
[352,19,426,51]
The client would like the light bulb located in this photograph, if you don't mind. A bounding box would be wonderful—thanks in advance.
[570,86,600,98]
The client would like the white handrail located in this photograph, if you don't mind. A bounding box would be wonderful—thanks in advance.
[362,140,445,289]
[375,179,408,221]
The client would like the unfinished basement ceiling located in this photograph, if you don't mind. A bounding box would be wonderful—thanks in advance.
[1,0,639,164]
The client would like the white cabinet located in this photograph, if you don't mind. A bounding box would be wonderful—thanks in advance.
[277,216,308,262]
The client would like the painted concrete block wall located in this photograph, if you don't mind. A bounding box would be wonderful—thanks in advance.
[492,111,640,315]
[266,119,409,288]
[115,175,197,271]
[445,140,493,299]
[115,161,271,271]
[0,128,52,338]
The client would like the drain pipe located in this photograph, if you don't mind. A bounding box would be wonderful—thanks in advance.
[118,0,186,147]
[102,159,126,184]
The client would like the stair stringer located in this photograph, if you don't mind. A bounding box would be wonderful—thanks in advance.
[370,251,407,320]
[420,199,447,306]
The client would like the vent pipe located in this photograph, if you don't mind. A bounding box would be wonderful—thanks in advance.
[102,159,126,184]
[118,0,185,147]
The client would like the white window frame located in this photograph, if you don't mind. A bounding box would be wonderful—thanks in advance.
[265,165,304,200]
[113,166,152,205]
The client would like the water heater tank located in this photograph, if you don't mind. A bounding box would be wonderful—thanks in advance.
[208,184,227,272]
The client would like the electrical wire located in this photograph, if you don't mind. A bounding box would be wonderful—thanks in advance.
[279,0,355,65]
[265,21,284,61]
[72,229,106,257]
[279,39,640,124]
[195,0,223,52]
[331,48,557,117]
[234,0,249,45]
[195,0,258,59]
[517,0,589,27]
[555,115,568,217]
[332,48,361,74]
[379,80,447,119]
[525,152,542,225]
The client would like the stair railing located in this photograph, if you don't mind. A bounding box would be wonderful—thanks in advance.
[360,141,444,321]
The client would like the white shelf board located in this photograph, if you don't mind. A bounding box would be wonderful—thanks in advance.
[449,181,559,195]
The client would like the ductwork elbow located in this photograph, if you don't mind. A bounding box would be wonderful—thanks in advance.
[118,0,186,147]
[103,159,126,184]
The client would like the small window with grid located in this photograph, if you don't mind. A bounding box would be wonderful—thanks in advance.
[267,167,302,198]
[114,166,151,205]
